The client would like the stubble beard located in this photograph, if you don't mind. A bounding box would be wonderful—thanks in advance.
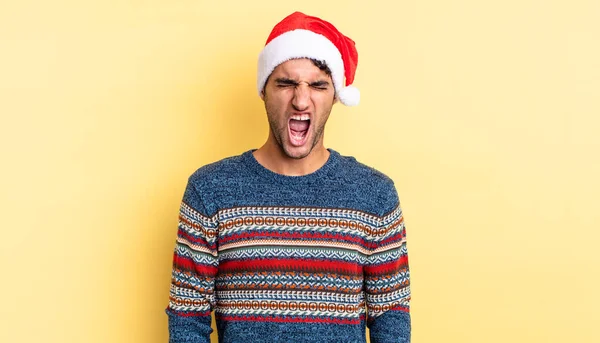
[265,103,331,160]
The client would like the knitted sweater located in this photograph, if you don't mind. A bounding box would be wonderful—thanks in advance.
[166,149,411,343]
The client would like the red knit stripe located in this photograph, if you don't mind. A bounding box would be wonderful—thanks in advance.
[174,255,217,275]
[391,304,410,313]
[220,231,367,246]
[364,255,409,275]
[220,258,360,274]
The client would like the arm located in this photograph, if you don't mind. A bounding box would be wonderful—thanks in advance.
[166,179,219,343]
[365,191,411,343]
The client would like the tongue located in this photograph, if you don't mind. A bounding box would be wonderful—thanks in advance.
[289,119,309,132]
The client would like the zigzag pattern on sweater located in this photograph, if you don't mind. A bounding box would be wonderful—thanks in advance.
[216,289,362,302]
[215,272,364,293]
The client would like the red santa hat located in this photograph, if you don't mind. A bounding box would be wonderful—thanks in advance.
[257,12,360,106]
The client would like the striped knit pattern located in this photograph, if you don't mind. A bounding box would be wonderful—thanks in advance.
[167,149,411,343]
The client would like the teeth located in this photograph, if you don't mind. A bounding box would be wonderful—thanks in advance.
[291,114,310,121]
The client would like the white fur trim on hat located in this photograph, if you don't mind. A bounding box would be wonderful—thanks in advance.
[257,29,359,106]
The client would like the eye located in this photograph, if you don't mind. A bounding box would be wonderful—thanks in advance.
[310,82,330,90]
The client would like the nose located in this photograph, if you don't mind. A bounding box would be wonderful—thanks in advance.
[292,82,311,111]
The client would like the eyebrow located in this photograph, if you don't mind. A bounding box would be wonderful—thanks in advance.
[310,80,330,87]
[274,78,299,86]
[274,78,331,87]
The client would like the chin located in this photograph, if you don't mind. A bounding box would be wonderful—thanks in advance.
[282,144,313,160]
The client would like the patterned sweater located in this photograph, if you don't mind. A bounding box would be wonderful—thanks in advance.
[166,149,411,343]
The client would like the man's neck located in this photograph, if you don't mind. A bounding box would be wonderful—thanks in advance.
[253,144,330,177]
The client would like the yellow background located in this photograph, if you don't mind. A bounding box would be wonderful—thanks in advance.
[1,1,598,342]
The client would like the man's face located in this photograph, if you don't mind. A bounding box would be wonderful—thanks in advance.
[261,58,336,160]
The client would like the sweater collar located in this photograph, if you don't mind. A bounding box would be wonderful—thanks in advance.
[242,148,340,186]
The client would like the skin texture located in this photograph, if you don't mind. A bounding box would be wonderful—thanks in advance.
[253,58,336,176]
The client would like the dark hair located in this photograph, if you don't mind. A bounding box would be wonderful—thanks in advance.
[310,58,332,76]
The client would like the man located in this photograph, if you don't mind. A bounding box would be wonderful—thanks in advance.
[166,12,411,343]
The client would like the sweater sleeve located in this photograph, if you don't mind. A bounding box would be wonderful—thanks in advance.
[166,178,219,343]
[365,187,411,343]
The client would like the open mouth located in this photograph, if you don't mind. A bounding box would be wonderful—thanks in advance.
[288,116,311,146]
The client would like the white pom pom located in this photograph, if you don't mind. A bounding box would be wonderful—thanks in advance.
[337,85,360,106]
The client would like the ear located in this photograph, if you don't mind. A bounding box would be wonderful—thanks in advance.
[260,90,265,101]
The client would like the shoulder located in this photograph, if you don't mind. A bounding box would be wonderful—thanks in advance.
[333,151,400,216]
[186,152,248,197]
[186,152,248,191]
[183,152,250,216]
[190,153,243,180]
[335,151,396,190]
